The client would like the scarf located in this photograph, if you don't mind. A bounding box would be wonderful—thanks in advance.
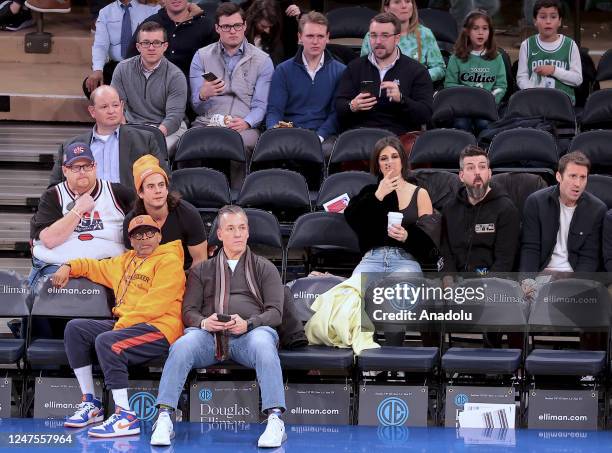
[214,246,263,360]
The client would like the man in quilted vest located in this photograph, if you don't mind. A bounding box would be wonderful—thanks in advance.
[188,2,273,185]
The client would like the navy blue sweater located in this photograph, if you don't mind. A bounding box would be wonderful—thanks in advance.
[266,48,346,139]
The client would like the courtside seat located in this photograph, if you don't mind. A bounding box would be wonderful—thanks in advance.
[526,349,606,376]
[0,339,26,364]
[358,346,439,373]
[279,346,354,370]
[0,271,29,365]
[442,348,522,375]
[26,339,66,366]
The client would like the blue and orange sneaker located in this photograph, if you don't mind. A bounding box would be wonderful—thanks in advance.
[88,407,140,438]
[64,394,104,428]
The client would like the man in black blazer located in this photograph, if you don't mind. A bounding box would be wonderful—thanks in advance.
[49,85,168,193]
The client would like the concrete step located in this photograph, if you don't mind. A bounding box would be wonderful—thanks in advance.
[0,122,90,163]
[0,257,31,277]
[0,63,91,123]
[0,213,31,251]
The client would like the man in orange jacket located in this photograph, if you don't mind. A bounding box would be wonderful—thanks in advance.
[50,214,185,438]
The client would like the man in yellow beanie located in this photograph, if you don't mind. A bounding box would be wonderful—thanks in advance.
[51,214,185,438]
[123,154,208,269]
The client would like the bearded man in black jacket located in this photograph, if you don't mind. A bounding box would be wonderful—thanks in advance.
[441,145,520,273]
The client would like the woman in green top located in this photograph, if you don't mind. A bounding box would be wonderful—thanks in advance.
[444,9,506,136]
[360,0,446,83]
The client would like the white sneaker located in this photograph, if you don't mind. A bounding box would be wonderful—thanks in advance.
[150,411,175,446]
[257,414,286,448]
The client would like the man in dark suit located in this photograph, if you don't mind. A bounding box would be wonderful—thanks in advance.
[49,85,168,193]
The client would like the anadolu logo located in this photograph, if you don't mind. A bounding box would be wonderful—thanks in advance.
[377,397,409,426]
[199,388,213,402]
[454,393,469,408]
[129,392,157,421]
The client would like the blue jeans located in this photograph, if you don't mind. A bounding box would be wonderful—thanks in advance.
[156,326,285,412]
[353,247,422,276]
[27,256,60,289]
[453,117,491,137]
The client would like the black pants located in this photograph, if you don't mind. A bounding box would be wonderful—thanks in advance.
[81,60,118,99]
[64,319,169,389]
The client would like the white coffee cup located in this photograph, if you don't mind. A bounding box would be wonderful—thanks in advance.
[387,212,403,230]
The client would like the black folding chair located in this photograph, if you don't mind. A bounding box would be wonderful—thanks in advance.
[328,128,394,175]
[410,129,477,171]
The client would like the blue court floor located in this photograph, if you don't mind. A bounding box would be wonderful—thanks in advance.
[1,419,612,452]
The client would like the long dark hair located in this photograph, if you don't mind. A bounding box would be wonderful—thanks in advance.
[245,0,282,51]
[132,191,182,216]
[454,10,497,62]
[370,136,413,182]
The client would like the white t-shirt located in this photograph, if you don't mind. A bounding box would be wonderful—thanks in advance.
[545,200,576,272]
[227,259,239,272]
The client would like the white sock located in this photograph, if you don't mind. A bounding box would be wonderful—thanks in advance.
[74,365,95,397]
[112,388,130,411]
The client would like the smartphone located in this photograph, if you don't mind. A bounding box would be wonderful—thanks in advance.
[216,313,232,323]
[360,80,377,97]
[203,71,218,82]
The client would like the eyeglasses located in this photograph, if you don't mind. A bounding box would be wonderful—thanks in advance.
[369,32,398,41]
[218,22,245,32]
[137,40,167,48]
[130,230,157,240]
[65,163,95,173]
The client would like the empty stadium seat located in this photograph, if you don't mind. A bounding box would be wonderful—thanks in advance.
[0,271,30,365]
[328,128,394,174]
[409,129,477,170]
[27,278,113,367]
[279,276,354,371]
[586,174,612,209]
[327,6,376,40]
[569,130,612,174]
[488,128,558,184]
[315,171,377,211]
[418,8,458,55]
[596,48,612,82]
[125,124,169,165]
[250,128,325,192]
[580,89,612,130]
[504,88,576,128]
[432,87,499,128]
[236,169,311,234]
[491,172,549,215]
[442,278,527,375]
[285,211,361,280]
[412,169,461,211]
[526,278,610,377]
[173,127,246,183]
[171,167,231,233]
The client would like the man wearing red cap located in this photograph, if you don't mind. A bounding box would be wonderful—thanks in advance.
[50,214,185,438]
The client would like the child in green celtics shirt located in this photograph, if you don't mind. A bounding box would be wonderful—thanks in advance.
[444,9,506,136]
[516,0,582,105]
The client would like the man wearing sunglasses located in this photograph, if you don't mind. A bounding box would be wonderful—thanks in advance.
[29,142,133,288]
[50,214,185,438]
[189,2,273,186]
[111,20,188,157]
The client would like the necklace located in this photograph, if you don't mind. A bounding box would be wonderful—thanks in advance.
[115,254,149,308]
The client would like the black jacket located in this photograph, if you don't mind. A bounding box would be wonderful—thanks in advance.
[335,52,433,135]
[603,209,612,272]
[441,184,520,272]
[519,185,607,272]
[127,9,217,77]
[49,125,167,193]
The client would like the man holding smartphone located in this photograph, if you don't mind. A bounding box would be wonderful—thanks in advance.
[151,205,286,448]
[335,12,433,136]
[188,2,273,162]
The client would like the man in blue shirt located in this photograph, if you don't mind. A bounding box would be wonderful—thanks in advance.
[266,11,345,159]
[189,2,273,160]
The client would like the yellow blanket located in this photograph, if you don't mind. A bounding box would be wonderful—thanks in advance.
[305,274,380,355]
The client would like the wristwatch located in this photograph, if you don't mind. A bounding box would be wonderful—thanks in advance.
[246,319,254,332]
